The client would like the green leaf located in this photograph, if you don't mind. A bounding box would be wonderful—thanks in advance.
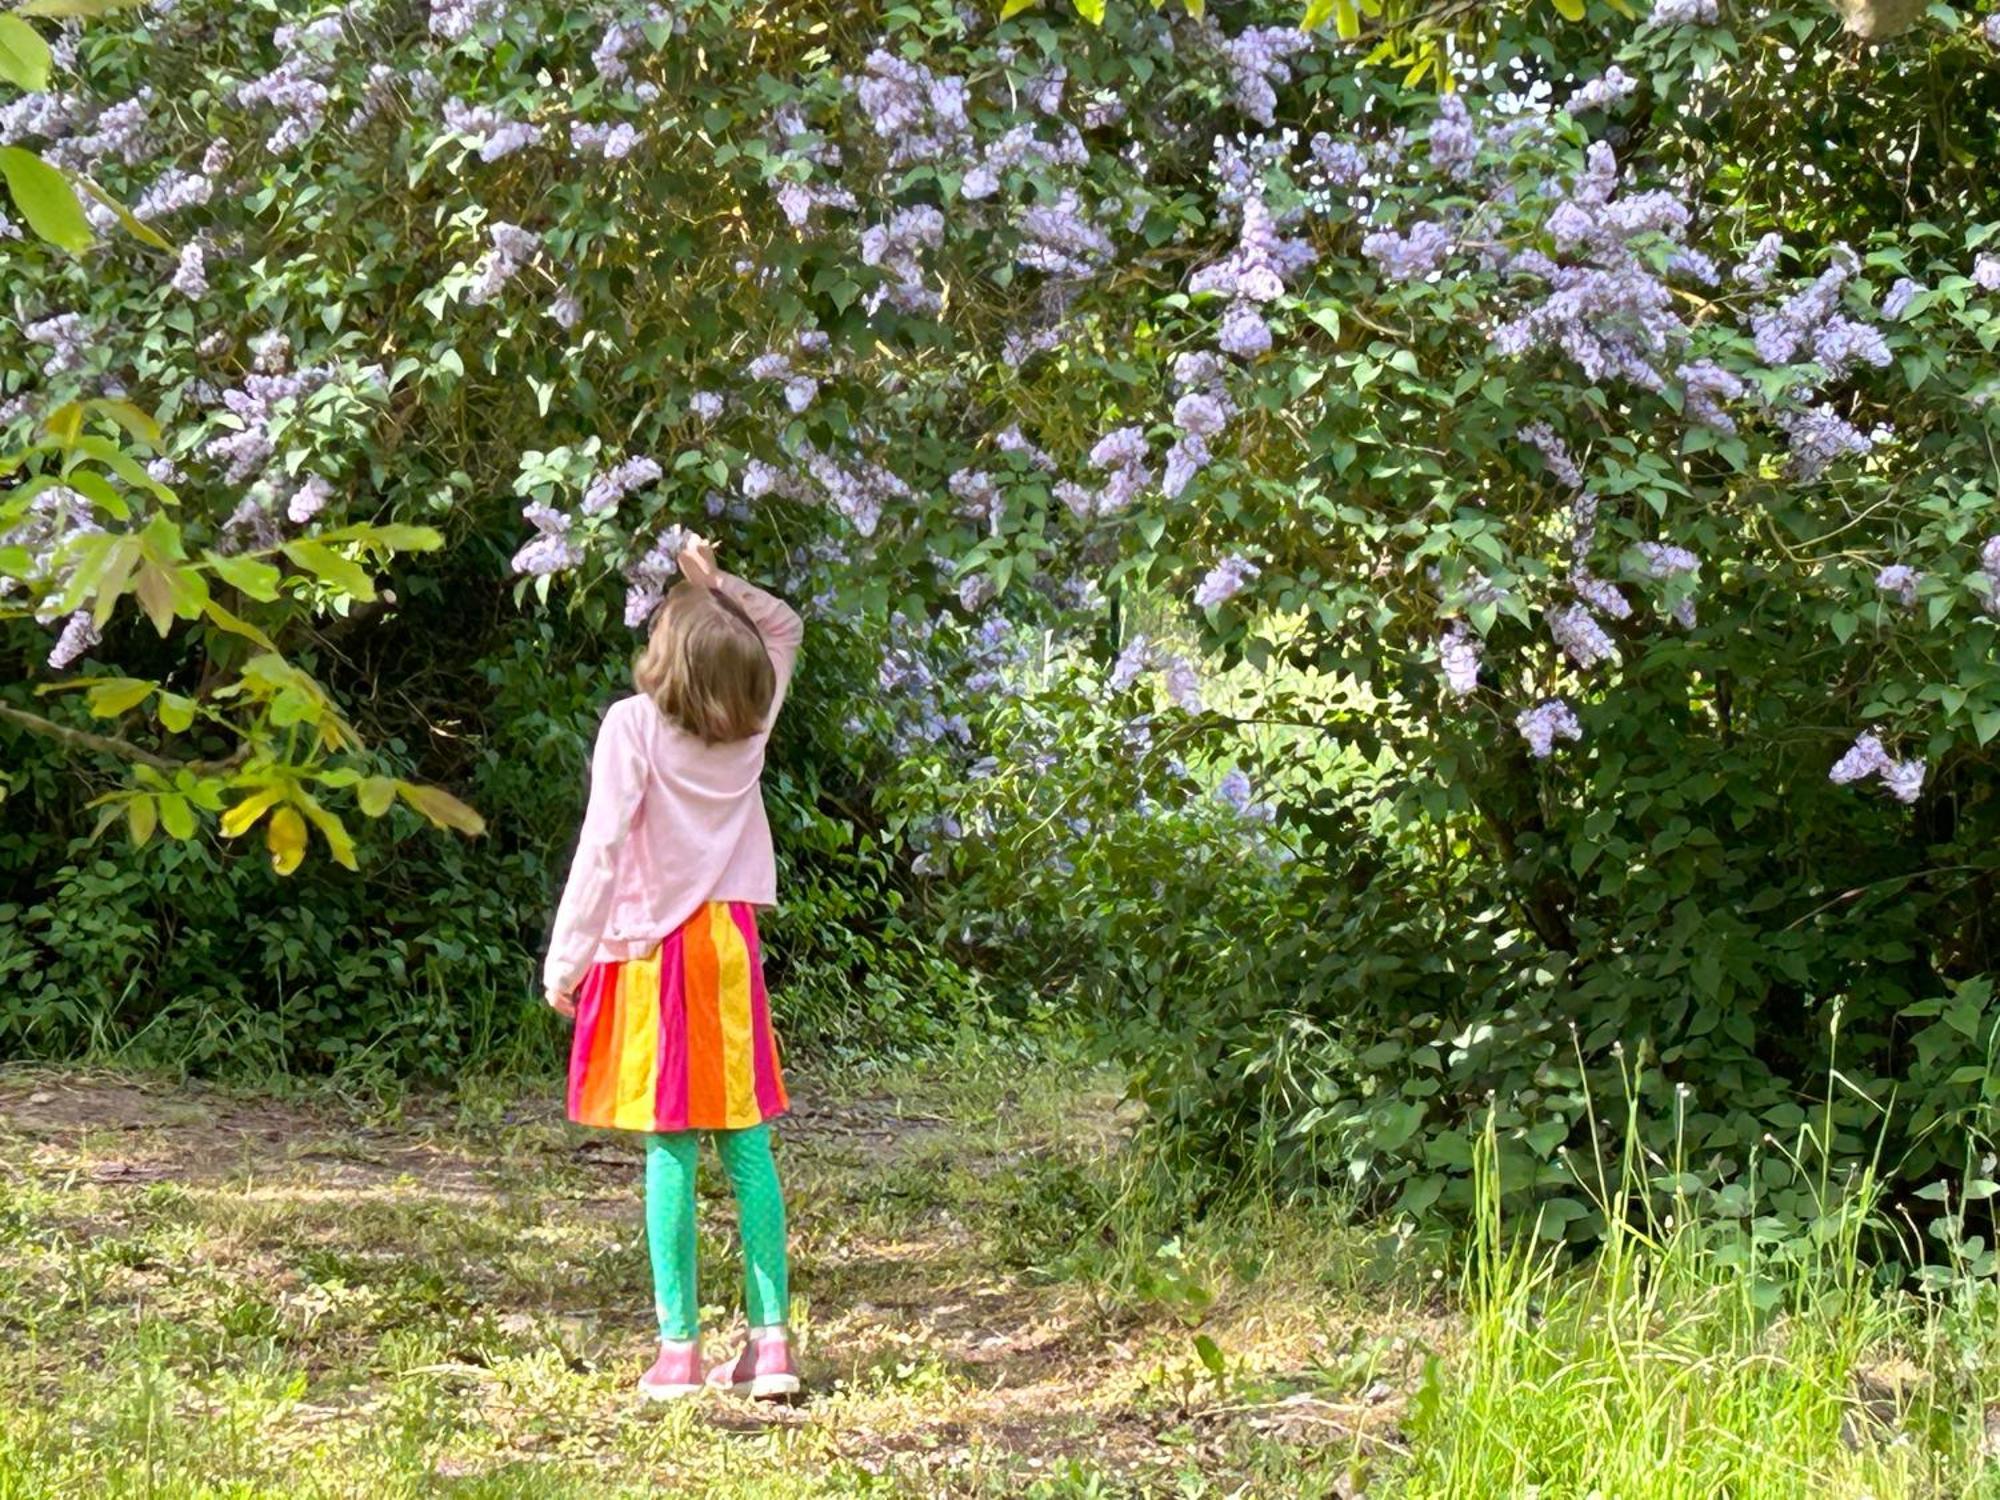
[296,790,359,871]
[157,792,195,840]
[0,145,90,251]
[397,780,486,836]
[85,677,154,718]
[206,551,283,601]
[999,0,1036,13]
[156,692,196,733]
[283,539,377,601]
[0,15,53,92]
[1072,0,1105,21]
[1301,0,1337,27]
[202,596,277,650]
[16,0,146,15]
[1193,1334,1225,1378]
[1551,0,1586,20]
[356,775,398,818]
[84,397,161,447]
[127,793,156,847]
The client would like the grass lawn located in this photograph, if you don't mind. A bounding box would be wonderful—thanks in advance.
[1,1043,1994,1497]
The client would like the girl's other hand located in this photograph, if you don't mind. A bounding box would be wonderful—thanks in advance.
[547,982,576,1018]
[678,533,721,589]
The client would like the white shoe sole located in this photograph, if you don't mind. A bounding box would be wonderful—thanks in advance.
[726,1372,801,1401]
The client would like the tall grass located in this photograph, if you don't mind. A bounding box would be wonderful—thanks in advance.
[1394,1083,1992,1498]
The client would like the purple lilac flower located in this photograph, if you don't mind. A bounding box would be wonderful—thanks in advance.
[1218,301,1272,358]
[949,468,1001,526]
[431,0,509,40]
[1975,255,2000,293]
[1881,278,1923,320]
[1215,768,1254,814]
[170,243,207,299]
[1216,25,1311,128]
[1192,191,1315,305]
[1979,535,2000,616]
[1089,427,1149,471]
[1829,730,1924,802]
[995,425,1056,471]
[572,121,640,160]
[581,454,663,515]
[799,443,911,537]
[1677,361,1746,435]
[689,391,724,422]
[47,609,99,670]
[1362,220,1453,283]
[1195,554,1260,608]
[1428,93,1478,178]
[622,523,691,626]
[1163,655,1204,712]
[1812,316,1891,379]
[1572,571,1633,620]
[1439,621,1482,697]
[1649,0,1717,24]
[1751,255,1855,365]
[1109,634,1153,693]
[24,312,91,379]
[234,23,339,157]
[511,500,580,576]
[278,475,329,525]
[1163,435,1211,498]
[1569,67,1637,113]
[134,169,211,221]
[847,49,971,167]
[1775,403,1874,479]
[1875,563,1921,606]
[860,204,945,315]
[962,121,1089,200]
[1516,698,1582,758]
[547,292,582,330]
[1549,603,1617,668]
[1174,391,1231,438]
[1734,233,1785,290]
[443,97,541,162]
[1016,189,1115,279]
[1985,11,2000,43]
[1519,422,1585,490]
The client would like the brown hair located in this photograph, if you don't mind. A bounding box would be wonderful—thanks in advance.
[633,584,776,744]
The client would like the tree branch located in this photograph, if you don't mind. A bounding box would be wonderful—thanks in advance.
[0,704,247,776]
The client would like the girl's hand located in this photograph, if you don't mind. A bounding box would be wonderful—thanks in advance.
[678,532,721,589]
[546,982,576,1018]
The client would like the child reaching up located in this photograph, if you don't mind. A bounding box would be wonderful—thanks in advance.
[544,532,804,1402]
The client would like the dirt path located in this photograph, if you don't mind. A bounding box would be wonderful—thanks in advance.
[0,1061,1409,1496]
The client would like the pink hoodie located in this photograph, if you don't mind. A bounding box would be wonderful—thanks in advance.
[542,573,803,998]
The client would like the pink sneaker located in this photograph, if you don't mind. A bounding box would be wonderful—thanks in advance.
[704,1330,801,1400]
[637,1339,703,1402]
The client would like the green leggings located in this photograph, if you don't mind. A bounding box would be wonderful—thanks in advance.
[644,1124,789,1341]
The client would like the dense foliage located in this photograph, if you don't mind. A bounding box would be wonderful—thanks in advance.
[4,0,2000,1238]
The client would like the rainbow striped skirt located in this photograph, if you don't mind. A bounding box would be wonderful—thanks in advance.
[566,901,788,1133]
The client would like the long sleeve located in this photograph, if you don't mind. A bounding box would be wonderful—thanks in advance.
[543,701,648,997]
[718,571,804,721]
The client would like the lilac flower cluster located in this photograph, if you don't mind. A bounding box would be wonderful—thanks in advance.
[1975,255,2000,293]
[1,487,105,668]
[431,0,511,43]
[949,468,1002,529]
[170,243,207,299]
[1749,246,1885,377]
[1193,192,1314,361]
[1569,66,1637,113]
[1362,220,1454,284]
[1980,534,2000,616]
[1517,698,1583,758]
[621,523,691,627]
[860,204,945,315]
[443,97,542,162]
[133,168,211,221]
[511,501,581,577]
[848,49,971,168]
[547,292,582,330]
[1986,11,2000,44]
[24,312,91,379]
[1439,621,1483,697]
[1429,93,1479,178]
[1677,360,1747,435]
[1215,24,1312,129]
[1105,634,1204,712]
[1773,402,1875,480]
[1518,421,1585,489]
[1060,426,1151,521]
[466,221,539,305]
[800,443,912,537]
[285,474,333,525]
[1734,232,1784,290]
[689,391,724,422]
[581,454,662,516]
[236,20,342,155]
[962,122,1089,201]
[199,343,341,491]
[1015,189,1114,279]
[744,351,817,413]
[572,121,641,160]
[1828,731,1925,803]
[1875,562,1921,607]
[1213,768,1275,823]
[1649,0,1717,24]
[1881,278,1922,320]
[1194,554,1259,608]
[1549,602,1617,669]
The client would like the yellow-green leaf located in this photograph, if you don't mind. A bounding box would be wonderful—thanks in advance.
[1551,0,1586,20]
[0,145,91,252]
[1182,0,1203,17]
[283,539,377,602]
[999,0,1036,12]
[1302,0,1336,26]
[157,792,195,840]
[0,15,53,92]
[203,596,277,650]
[1072,0,1106,22]
[266,804,307,875]
[206,551,283,602]
[356,775,397,818]
[77,176,171,252]
[127,793,157,847]
[17,0,147,16]
[157,692,196,733]
[43,401,84,446]
[296,790,359,871]
[86,677,154,718]
[1334,0,1360,37]
[133,559,176,636]
[84,397,161,447]
[317,521,442,554]
[397,781,487,837]
[220,785,285,838]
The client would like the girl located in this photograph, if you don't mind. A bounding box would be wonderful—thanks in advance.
[544,532,804,1402]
